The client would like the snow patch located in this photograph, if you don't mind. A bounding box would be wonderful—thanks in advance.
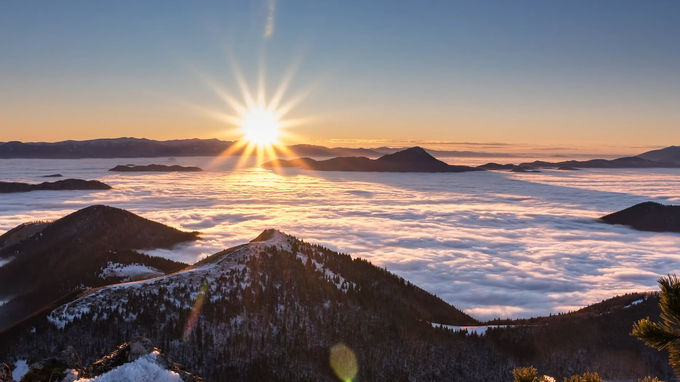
[99,262,164,282]
[624,299,644,308]
[12,360,29,381]
[74,353,182,382]
[48,303,91,329]
[61,368,79,382]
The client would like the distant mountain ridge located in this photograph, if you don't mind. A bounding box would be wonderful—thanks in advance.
[0,138,519,160]
[519,156,680,169]
[0,138,385,159]
[372,146,521,158]
[263,147,484,172]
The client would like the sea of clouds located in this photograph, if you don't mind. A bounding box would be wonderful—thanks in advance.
[1,156,680,320]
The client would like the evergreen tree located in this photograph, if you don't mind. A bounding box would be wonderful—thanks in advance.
[632,275,680,378]
[513,366,538,382]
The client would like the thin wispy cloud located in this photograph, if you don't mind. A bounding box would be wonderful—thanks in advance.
[264,0,276,39]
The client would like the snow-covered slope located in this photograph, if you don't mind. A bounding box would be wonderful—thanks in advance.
[5,229,488,382]
[0,205,194,331]
[49,230,353,329]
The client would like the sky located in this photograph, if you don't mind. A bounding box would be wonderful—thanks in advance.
[1,1,679,154]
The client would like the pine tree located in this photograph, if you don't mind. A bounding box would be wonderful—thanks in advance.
[632,275,680,378]
[513,366,537,382]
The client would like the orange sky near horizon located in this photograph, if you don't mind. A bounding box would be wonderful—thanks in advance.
[1,1,679,157]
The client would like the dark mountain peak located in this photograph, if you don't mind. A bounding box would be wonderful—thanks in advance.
[250,228,288,243]
[637,145,680,164]
[377,146,433,162]
[48,205,199,249]
[601,201,680,233]
[0,206,196,330]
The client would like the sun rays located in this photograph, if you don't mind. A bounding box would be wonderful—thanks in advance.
[191,55,317,172]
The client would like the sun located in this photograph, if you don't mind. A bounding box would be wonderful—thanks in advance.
[240,106,281,146]
[192,56,317,170]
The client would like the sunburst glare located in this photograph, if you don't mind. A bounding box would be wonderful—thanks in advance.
[240,106,281,146]
[191,55,318,171]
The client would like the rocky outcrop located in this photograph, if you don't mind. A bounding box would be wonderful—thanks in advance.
[0,363,14,382]
[9,338,201,382]
[19,347,83,382]
[88,337,201,382]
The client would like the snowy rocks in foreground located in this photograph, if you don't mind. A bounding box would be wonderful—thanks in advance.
[3,337,201,382]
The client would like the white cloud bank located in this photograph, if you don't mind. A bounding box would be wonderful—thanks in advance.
[1,157,680,320]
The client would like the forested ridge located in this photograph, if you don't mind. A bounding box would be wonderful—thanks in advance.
[0,230,674,381]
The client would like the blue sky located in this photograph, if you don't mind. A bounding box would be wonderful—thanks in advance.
[1,1,679,152]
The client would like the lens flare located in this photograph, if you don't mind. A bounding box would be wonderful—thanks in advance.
[183,281,209,342]
[329,343,358,382]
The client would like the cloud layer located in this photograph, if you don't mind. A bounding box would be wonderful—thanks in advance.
[1,156,680,320]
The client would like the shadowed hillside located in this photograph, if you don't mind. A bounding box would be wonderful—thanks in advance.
[0,230,673,381]
[601,202,680,233]
[0,205,199,331]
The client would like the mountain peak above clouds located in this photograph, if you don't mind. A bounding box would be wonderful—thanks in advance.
[262,147,484,172]
[0,206,198,331]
